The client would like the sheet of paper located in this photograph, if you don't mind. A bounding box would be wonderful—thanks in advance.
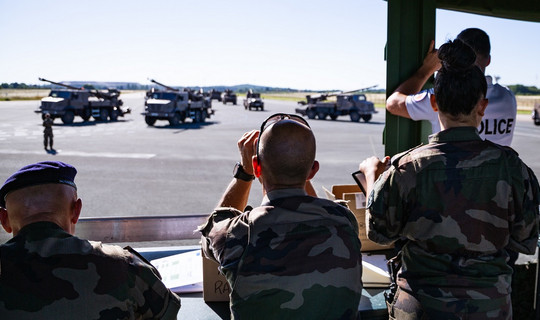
[322,186,336,200]
[362,254,390,288]
[151,250,203,293]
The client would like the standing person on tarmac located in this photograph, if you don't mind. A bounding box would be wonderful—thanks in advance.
[42,113,54,150]
[386,28,517,146]
[358,39,539,319]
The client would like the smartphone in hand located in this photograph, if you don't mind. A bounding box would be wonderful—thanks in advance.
[351,170,367,195]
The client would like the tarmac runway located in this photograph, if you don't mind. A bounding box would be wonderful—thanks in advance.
[0,92,539,219]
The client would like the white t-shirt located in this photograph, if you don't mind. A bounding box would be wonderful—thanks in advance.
[405,76,517,146]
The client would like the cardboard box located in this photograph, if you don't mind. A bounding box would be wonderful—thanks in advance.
[202,252,231,302]
[331,185,393,252]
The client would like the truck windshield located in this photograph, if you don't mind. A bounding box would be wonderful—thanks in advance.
[50,91,71,99]
[152,92,179,100]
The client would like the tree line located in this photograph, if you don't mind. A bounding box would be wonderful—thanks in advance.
[3,82,540,95]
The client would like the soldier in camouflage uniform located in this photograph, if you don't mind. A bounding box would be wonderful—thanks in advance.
[200,114,363,320]
[0,161,181,319]
[43,113,54,150]
[358,40,539,319]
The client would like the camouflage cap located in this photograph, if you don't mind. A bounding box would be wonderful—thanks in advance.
[0,161,77,208]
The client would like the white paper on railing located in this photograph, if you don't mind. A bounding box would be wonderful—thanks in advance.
[362,254,390,288]
[151,250,203,293]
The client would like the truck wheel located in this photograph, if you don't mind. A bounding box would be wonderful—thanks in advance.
[145,116,156,126]
[200,110,207,123]
[169,113,180,126]
[330,115,338,120]
[180,112,187,123]
[233,100,237,105]
[99,109,109,122]
[318,112,327,120]
[306,110,316,119]
[81,109,91,122]
[223,101,226,105]
[61,111,75,124]
[110,109,119,121]
[361,114,372,122]
[350,111,360,122]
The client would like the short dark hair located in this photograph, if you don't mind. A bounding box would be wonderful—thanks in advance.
[434,39,487,117]
[457,28,490,59]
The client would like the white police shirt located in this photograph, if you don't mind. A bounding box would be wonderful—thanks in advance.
[405,76,517,146]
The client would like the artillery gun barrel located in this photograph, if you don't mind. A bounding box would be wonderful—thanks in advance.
[39,77,81,90]
[149,79,180,92]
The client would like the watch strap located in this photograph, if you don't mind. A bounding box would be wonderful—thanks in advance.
[234,162,255,181]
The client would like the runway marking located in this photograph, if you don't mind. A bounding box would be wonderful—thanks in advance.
[514,131,540,139]
[0,149,156,159]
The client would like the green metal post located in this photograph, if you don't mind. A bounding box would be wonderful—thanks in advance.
[384,0,436,156]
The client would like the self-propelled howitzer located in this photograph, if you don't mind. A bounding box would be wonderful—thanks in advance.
[35,78,131,124]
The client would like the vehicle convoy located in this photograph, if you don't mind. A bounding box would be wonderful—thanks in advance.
[35,78,131,124]
[533,103,540,126]
[142,79,213,126]
[243,90,264,111]
[222,89,237,105]
[295,87,377,122]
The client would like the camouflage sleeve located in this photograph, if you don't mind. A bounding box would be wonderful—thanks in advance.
[125,248,181,319]
[199,207,249,270]
[507,162,540,255]
[366,165,409,245]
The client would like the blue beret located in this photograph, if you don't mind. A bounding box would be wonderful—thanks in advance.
[0,161,77,208]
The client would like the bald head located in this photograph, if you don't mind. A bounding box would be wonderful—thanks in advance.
[258,120,316,188]
[0,184,81,235]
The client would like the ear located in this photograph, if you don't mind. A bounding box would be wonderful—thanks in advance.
[478,98,488,117]
[430,94,438,112]
[306,160,320,181]
[252,156,262,178]
[485,55,491,68]
[0,208,13,234]
[71,198,82,225]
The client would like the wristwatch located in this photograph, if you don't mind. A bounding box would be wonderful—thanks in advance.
[233,162,255,182]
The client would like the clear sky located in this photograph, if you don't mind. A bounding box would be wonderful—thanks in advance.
[1,0,539,91]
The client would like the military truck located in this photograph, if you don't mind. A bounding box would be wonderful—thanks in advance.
[222,89,237,105]
[533,103,540,126]
[142,79,213,126]
[243,90,264,111]
[35,78,131,124]
[209,89,222,102]
[295,87,377,122]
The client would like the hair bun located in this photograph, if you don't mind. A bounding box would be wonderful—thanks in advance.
[438,39,477,73]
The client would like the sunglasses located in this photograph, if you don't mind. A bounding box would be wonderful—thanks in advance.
[256,113,311,162]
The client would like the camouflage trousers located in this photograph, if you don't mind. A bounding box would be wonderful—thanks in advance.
[387,287,512,320]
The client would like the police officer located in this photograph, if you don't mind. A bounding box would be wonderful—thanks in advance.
[386,28,517,146]
[359,39,539,319]
[0,161,181,319]
[199,114,363,320]
[42,113,54,150]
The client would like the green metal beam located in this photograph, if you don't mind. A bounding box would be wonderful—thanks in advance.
[384,0,436,156]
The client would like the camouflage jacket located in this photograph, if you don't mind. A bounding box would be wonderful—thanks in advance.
[200,188,363,320]
[367,127,540,317]
[0,221,181,320]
